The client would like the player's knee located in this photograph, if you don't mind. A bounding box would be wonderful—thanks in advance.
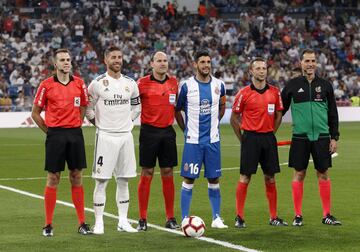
[264,174,275,184]
[317,171,329,181]
[46,172,60,187]
[69,170,82,185]
[239,174,251,184]
[293,170,306,182]
[141,168,155,176]
[207,177,219,184]
[160,167,173,177]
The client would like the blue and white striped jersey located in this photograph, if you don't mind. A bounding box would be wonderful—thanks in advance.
[176,76,226,144]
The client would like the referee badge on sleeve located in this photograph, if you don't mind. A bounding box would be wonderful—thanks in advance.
[268,104,275,115]
[169,94,176,105]
[74,97,80,107]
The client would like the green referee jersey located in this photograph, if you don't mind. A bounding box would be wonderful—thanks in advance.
[281,75,339,141]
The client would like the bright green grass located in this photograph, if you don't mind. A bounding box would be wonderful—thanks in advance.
[0,123,359,252]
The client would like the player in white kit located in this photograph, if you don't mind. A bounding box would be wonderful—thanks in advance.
[86,46,141,234]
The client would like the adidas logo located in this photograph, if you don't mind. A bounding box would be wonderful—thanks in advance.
[297,88,304,93]
[21,117,36,128]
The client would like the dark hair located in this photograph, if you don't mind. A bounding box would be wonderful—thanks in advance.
[193,49,210,62]
[150,51,166,62]
[249,57,266,69]
[54,48,71,59]
[104,46,122,58]
[300,48,316,60]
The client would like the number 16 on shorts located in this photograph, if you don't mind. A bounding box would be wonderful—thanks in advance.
[181,162,201,178]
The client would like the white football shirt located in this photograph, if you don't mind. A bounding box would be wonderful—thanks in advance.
[86,72,140,132]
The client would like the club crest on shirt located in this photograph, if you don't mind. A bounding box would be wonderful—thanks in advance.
[215,86,220,95]
[315,86,321,93]
[125,86,130,92]
[184,163,189,172]
[103,80,109,86]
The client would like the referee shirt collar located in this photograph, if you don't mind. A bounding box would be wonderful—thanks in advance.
[250,83,269,94]
[54,75,74,85]
[150,74,169,84]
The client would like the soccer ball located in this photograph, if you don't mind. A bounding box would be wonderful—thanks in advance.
[181,216,205,237]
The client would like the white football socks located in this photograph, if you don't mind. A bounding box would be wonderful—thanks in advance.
[93,179,109,225]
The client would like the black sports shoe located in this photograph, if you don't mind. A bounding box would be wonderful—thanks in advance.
[322,214,342,225]
[235,215,246,228]
[137,219,147,231]
[42,224,53,237]
[165,218,180,229]
[269,217,288,226]
[78,223,92,235]
[292,215,303,226]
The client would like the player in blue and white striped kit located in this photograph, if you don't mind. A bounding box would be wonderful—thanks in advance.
[175,49,228,228]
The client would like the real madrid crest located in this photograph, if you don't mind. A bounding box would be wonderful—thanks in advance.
[103,79,109,87]
[215,86,220,95]
[315,86,321,93]
[125,86,130,92]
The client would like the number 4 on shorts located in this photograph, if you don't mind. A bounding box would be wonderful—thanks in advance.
[97,156,103,166]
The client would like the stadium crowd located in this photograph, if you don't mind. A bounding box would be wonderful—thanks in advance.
[0,0,360,111]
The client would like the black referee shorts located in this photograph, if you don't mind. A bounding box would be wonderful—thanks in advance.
[240,131,280,176]
[45,127,87,173]
[289,134,331,173]
[139,124,178,168]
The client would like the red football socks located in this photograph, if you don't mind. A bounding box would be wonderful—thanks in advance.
[265,181,277,219]
[161,176,175,220]
[138,175,153,220]
[319,179,331,217]
[236,181,248,219]
[292,181,304,216]
[44,186,57,226]
[71,185,85,224]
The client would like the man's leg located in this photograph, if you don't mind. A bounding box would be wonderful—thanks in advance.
[160,167,175,221]
[264,174,277,220]
[44,172,60,227]
[317,170,331,217]
[292,170,306,217]
[93,178,109,234]
[138,168,154,221]
[69,169,86,225]
[181,177,194,219]
[116,177,137,232]
[236,175,251,219]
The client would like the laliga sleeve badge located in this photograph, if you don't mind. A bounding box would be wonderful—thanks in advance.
[74,97,80,107]
[169,94,176,105]
[268,104,275,115]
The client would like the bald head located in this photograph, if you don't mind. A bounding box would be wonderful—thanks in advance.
[151,51,168,77]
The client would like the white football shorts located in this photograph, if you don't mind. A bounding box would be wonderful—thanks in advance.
[92,130,137,179]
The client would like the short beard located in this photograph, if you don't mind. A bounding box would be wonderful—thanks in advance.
[198,70,210,79]
[109,65,121,73]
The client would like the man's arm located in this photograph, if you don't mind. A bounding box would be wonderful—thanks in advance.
[274,110,282,133]
[219,95,226,120]
[280,83,291,116]
[230,111,242,142]
[85,81,97,126]
[31,105,47,133]
[175,110,185,132]
[130,81,141,121]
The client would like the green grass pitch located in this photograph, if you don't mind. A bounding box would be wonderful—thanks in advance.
[0,122,359,252]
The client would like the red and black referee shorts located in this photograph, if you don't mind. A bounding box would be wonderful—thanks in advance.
[139,124,178,168]
[240,131,280,176]
[289,133,332,173]
[45,127,87,173]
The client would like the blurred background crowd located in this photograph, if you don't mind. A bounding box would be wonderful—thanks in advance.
[0,0,360,111]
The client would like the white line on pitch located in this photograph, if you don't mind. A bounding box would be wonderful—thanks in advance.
[0,153,339,182]
[0,184,260,252]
